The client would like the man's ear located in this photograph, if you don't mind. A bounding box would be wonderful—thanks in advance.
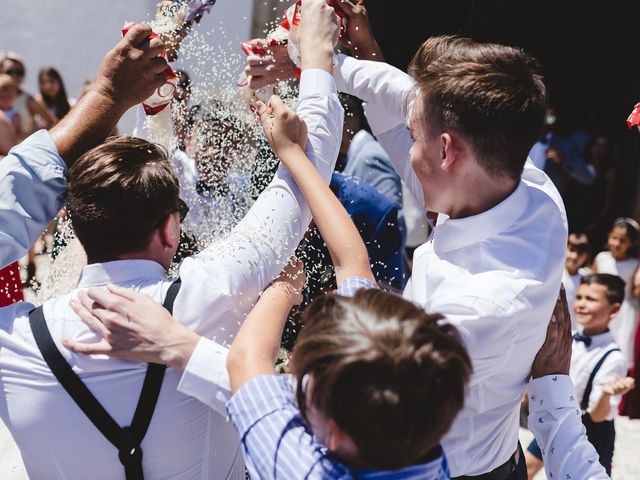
[440,132,456,171]
[158,213,180,251]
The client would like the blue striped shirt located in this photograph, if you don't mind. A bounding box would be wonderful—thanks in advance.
[225,276,450,479]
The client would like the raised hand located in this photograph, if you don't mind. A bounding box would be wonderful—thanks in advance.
[602,377,635,396]
[531,286,572,379]
[336,0,383,60]
[64,284,199,370]
[93,24,170,111]
[299,0,341,72]
[244,40,297,90]
[256,96,308,157]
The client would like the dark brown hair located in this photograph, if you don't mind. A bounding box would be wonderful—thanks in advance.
[38,67,71,119]
[292,288,471,470]
[66,136,179,260]
[581,273,626,305]
[409,35,547,181]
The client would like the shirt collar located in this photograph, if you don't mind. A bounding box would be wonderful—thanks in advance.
[578,330,615,349]
[77,260,167,288]
[433,181,530,254]
[345,130,373,162]
[350,446,448,479]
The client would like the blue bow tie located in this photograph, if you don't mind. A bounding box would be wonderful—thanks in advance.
[572,332,592,347]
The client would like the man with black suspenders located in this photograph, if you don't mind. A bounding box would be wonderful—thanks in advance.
[0,4,343,477]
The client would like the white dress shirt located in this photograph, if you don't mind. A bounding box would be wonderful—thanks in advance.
[527,375,609,479]
[333,54,568,476]
[570,330,627,420]
[0,69,343,479]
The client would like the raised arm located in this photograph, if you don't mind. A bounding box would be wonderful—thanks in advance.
[177,0,344,337]
[226,259,305,393]
[527,288,610,479]
[257,96,374,284]
[0,25,168,269]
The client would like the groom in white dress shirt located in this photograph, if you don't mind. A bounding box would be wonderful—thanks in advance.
[319,7,567,479]
[0,12,343,479]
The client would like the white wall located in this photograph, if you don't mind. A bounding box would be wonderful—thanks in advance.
[0,0,254,134]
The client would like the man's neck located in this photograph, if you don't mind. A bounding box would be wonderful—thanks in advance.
[445,174,518,220]
[86,252,168,270]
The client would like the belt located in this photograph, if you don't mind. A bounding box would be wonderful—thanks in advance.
[452,444,522,480]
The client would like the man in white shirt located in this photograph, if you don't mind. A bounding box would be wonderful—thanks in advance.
[0,8,343,480]
[243,4,568,478]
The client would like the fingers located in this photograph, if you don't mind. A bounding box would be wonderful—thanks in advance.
[248,75,274,90]
[70,296,110,338]
[106,284,144,302]
[256,100,271,126]
[268,95,287,116]
[146,37,166,59]
[62,338,114,356]
[337,0,358,16]
[245,63,276,78]
[246,55,276,67]
[149,56,171,75]
[123,24,154,48]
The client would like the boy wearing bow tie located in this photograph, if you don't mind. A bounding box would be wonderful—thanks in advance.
[526,273,635,477]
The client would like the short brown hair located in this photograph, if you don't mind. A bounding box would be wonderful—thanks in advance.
[67,136,179,260]
[292,289,471,470]
[409,35,547,181]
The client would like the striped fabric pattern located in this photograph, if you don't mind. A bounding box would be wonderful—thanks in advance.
[225,276,450,479]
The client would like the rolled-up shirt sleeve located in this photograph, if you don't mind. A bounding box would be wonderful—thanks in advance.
[0,130,67,268]
[527,375,609,480]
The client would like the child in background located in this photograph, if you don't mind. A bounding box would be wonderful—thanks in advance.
[563,232,591,330]
[593,217,640,367]
[526,273,635,476]
[0,73,20,155]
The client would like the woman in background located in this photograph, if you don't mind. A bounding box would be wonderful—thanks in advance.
[35,67,75,122]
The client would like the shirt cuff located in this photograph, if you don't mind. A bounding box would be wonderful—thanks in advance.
[9,129,67,179]
[226,374,296,437]
[177,337,231,417]
[527,374,579,413]
[299,68,337,98]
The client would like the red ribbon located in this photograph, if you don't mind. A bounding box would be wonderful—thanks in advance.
[626,103,640,129]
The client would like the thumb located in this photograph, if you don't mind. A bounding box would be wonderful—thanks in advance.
[268,95,286,114]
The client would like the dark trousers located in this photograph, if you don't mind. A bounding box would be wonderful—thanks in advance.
[453,443,526,480]
[582,414,615,475]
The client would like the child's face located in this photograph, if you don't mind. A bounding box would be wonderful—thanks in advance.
[565,238,588,275]
[608,226,633,261]
[0,84,17,110]
[574,283,619,334]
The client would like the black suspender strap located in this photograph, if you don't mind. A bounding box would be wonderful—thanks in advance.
[580,347,621,411]
[28,279,182,480]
